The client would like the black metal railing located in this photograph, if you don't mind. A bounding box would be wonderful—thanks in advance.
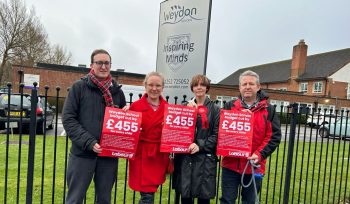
[0,83,349,203]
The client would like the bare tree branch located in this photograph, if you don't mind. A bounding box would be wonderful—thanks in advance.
[0,0,73,85]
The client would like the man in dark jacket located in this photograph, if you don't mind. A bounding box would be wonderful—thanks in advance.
[220,70,281,204]
[63,49,126,204]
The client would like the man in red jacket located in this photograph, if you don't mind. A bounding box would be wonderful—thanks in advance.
[220,70,281,204]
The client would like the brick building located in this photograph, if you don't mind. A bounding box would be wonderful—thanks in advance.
[219,40,350,111]
[10,63,145,98]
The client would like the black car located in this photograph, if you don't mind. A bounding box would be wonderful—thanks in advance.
[0,94,55,134]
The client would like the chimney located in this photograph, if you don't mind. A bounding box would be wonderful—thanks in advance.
[291,39,308,79]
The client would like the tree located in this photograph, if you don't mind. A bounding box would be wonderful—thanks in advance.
[0,0,34,84]
[46,44,72,65]
[11,17,50,67]
[0,0,72,85]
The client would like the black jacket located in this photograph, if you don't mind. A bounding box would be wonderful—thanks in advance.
[62,76,126,157]
[173,97,220,199]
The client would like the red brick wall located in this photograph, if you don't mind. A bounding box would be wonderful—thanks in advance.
[116,75,144,86]
[329,81,348,99]
[11,65,145,97]
[12,66,88,97]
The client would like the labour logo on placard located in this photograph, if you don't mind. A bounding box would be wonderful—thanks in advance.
[165,34,193,72]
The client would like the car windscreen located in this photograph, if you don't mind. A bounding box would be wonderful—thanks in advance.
[0,95,31,106]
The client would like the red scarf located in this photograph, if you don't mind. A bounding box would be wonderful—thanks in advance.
[197,105,209,129]
[88,69,114,107]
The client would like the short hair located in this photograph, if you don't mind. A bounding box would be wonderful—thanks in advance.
[239,70,260,84]
[190,74,211,93]
[143,72,165,86]
[91,49,111,63]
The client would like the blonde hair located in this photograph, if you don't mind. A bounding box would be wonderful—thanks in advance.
[143,72,165,86]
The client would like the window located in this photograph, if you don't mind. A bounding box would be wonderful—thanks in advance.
[270,100,290,113]
[317,104,336,114]
[341,107,350,113]
[279,88,287,91]
[347,83,350,100]
[299,82,308,92]
[216,96,237,108]
[313,82,323,93]
[297,102,313,114]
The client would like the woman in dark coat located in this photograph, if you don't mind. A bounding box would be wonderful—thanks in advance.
[173,74,220,204]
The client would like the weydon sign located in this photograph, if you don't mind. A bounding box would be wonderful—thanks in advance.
[156,0,212,102]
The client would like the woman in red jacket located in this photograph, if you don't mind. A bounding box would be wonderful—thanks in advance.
[128,72,169,204]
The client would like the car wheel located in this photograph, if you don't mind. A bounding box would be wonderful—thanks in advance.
[36,122,44,135]
[48,121,54,130]
[318,128,329,138]
[0,122,5,130]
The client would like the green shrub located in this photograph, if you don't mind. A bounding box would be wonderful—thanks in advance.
[278,112,307,125]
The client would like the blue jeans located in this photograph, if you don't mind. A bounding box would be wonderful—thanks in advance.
[220,167,262,204]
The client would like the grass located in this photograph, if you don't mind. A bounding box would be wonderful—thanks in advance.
[260,137,350,204]
[0,134,349,203]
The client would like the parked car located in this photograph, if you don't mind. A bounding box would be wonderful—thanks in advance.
[318,118,350,139]
[0,94,55,134]
[34,96,55,131]
[307,113,337,128]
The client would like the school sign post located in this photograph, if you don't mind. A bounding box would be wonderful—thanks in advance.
[156,0,212,102]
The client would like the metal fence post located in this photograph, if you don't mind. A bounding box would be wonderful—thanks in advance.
[26,82,38,204]
[283,103,298,204]
[4,82,12,204]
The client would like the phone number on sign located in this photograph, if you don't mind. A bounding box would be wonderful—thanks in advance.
[164,78,189,85]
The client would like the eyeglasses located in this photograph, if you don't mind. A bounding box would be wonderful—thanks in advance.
[94,61,111,67]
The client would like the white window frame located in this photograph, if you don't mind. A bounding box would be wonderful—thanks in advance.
[270,100,290,113]
[279,87,287,91]
[296,102,313,113]
[216,96,237,108]
[341,107,350,113]
[299,82,308,92]
[317,104,336,114]
[347,83,350,100]
[313,81,323,93]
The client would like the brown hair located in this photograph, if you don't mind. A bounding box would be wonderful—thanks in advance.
[90,49,111,63]
[190,74,210,93]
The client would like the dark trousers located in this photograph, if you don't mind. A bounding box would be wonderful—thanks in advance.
[65,154,119,204]
[139,192,155,204]
[181,197,210,204]
[220,167,262,204]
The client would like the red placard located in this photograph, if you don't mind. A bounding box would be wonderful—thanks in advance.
[98,107,142,159]
[160,104,197,153]
[217,109,254,158]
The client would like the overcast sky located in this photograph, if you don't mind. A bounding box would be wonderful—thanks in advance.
[25,0,350,83]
